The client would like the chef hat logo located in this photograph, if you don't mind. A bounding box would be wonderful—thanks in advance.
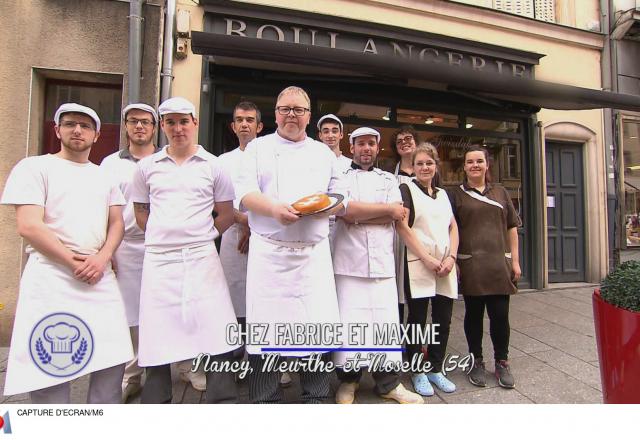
[43,322,80,353]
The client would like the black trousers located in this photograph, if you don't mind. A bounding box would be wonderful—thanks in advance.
[403,294,454,373]
[463,294,510,362]
[248,353,332,404]
[336,368,399,395]
[141,351,238,404]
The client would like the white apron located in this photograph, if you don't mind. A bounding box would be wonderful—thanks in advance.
[245,234,341,356]
[219,223,248,318]
[334,275,402,367]
[138,243,239,366]
[405,183,458,300]
[3,253,133,396]
[114,238,145,326]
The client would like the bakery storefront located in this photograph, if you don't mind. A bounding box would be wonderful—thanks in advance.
[185,1,640,289]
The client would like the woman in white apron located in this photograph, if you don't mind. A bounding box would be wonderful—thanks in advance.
[396,144,459,397]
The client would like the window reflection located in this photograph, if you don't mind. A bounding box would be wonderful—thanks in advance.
[623,120,640,246]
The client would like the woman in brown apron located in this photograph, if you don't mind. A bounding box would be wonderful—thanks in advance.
[448,146,521,389]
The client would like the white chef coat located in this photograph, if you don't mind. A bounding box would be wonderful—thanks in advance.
[333,166,400,278]
[332,165,402,366]
[1,154,132,395]
[101,148,159,326]
[336,154,352,172]
[218,146,249,317]
[130,145,235,251]
[235,132,350,244]
[130,145,240,366]
[235,132,349,356]
[328,154,352,251]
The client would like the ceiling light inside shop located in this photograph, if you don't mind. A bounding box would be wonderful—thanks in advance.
[382,110,391,121]
[466,123,473,129]
[425,117,434,124]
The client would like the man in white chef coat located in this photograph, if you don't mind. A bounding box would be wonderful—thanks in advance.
[318,114,351,253]
[1,103,133,403]
[131,97,240,404]
[100,103,160,402]
[234,86,350,403]
[317,113,351,172]
[332,127,423,404]
[218,101,263,328]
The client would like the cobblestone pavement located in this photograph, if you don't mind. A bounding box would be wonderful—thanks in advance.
[0,284,603,404]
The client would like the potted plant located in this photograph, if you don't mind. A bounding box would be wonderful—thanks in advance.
[593,260,640,403]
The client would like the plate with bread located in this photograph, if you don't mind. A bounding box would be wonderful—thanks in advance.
[292,192,344,217]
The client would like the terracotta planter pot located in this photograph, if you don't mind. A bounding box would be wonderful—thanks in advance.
[592,289,640,403]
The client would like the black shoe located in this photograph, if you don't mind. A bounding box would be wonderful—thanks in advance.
[467,359,487,387]
[495,360,515,389]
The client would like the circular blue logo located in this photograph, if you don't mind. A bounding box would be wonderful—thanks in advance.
[29,312,94,377]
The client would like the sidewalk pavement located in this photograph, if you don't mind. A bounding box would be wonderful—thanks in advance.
[0,284,603,404]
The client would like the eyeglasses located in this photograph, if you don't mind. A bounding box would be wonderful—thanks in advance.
[126,119,154,127]
[59,121,95,131]
[60,121,95,131]
[396,135,414,145]
[275,106,310,116]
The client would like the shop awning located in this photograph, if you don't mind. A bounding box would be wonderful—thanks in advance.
[192,32,640,112]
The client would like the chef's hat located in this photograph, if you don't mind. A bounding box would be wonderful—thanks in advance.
[54,103,101,132]
[43,323,80,353]
[158,97,197,118]
[122,103,158,124]
[349,126,381,144]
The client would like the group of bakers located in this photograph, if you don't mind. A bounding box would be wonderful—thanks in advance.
[2,84,521,405]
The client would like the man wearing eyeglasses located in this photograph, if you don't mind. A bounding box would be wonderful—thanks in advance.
[100,103,160,402]
[235,86,350,403]
[131,97,240,404]
[1,103,133,403]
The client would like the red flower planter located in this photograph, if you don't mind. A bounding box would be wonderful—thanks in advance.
[592,289,640,403]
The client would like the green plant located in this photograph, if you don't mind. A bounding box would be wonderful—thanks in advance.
[601,261,640,313]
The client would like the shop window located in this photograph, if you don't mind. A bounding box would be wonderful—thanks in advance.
[623,120,640,246]
[318,100,390,122]
[466,116,520,133]
[43,81,122,164]
[397,109,459,128]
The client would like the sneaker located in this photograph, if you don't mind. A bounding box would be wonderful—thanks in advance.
[467,359,487,387]
[280,372,292,388]
[179,370,206,392]
[335,382,359,404]
[411,373,434,396]
[380,383,424,404]
[495,360,515,389]
[427,372,456,393]
[121,382,142,403]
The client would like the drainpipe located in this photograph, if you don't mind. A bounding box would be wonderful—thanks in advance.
[159,0,176,146]
[128,0,145,104]
[601,0,618,271]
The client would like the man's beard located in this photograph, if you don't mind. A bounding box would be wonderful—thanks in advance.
[128,134,152,147]
[62,139,92,153]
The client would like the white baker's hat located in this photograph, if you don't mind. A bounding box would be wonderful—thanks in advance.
[158,97,197,118]
[349,126,380,144]
[317,113,343,131]
[54,103,101,132]
[122,103,158,124]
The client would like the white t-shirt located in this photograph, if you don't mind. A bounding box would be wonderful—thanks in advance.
[100,150,147,241]
[130,145,235,251]
[1,154,125,255]
[234,132,350,244]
